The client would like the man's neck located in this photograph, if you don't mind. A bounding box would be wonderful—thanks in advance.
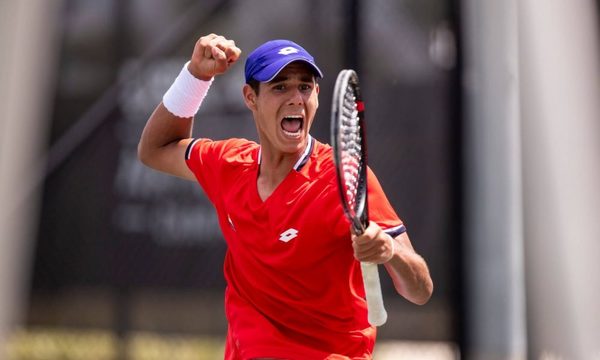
[256,137,312,201]
[256,151,297,201]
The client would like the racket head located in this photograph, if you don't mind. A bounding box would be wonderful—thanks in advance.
[331,69,369,235]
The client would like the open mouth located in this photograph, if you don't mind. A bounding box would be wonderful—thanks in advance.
[281,115,304,137]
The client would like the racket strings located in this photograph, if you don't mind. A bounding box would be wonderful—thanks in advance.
[338,84,364,214]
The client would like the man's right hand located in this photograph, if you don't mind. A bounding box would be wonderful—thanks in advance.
[188,34,242,81]
[138,33,240,180]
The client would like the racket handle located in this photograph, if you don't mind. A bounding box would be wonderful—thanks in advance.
[361,262,388,326]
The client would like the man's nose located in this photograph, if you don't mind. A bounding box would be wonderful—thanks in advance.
[288,88,304,105]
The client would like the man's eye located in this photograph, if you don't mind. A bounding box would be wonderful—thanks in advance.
[300,84,312,91]
[273,84,285,91]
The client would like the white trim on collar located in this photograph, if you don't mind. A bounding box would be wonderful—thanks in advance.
[293,135,314,171]
[256,135,314,171]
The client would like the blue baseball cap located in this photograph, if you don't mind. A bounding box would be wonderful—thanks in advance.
[244,39,323,83]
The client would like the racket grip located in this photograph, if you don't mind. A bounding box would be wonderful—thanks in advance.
[361,262,388,326]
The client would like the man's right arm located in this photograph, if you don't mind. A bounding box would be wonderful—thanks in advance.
[137,34,241,180]
[137,102,196,180]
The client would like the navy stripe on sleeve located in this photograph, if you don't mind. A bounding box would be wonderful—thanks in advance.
[383,224,407,238]
[185,138,201,160]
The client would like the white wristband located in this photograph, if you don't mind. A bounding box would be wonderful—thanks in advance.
[163,61,213,118]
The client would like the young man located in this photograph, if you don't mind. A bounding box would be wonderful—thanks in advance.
[138,33,433,359]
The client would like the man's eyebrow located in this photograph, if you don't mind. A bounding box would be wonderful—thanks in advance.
[269,75,288,84]
[268,73,315,84]
[299,74,315,82]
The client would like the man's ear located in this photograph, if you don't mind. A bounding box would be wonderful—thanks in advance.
[242,84,257,111]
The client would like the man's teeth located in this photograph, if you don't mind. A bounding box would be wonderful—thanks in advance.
[283,130,301,136]
[282,115,303,136]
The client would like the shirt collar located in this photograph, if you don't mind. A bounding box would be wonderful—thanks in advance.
[257,135,314,172]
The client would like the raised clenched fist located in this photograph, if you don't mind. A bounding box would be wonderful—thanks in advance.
[188,33,241,80]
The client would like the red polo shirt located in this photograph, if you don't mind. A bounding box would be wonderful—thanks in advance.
[186,136,405,359]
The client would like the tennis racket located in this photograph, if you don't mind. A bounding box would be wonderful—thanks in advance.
[331,69,387,326]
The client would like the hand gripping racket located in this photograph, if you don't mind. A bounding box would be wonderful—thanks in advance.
[331,69,387,326]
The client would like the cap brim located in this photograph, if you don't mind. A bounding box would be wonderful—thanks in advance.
[252,57,324,82]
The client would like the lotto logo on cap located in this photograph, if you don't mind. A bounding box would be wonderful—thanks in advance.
[244,39,324,83]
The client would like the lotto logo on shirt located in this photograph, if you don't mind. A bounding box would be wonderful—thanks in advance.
[279,228,298,242]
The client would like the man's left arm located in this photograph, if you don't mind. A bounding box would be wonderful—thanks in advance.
[351,222,434,305]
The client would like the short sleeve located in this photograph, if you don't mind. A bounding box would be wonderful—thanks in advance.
[185,138,222,203]
[366,167,406,237]
[184,138,257,204]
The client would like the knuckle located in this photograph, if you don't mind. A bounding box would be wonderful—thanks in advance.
[201,33,216,41]
[198,39,210,48]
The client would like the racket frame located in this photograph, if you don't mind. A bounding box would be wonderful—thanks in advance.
[331,69,388,327]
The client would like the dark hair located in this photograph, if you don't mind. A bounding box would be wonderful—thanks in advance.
[247,78,260,95]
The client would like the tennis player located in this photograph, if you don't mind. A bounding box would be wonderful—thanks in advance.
[138,33,433,360]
